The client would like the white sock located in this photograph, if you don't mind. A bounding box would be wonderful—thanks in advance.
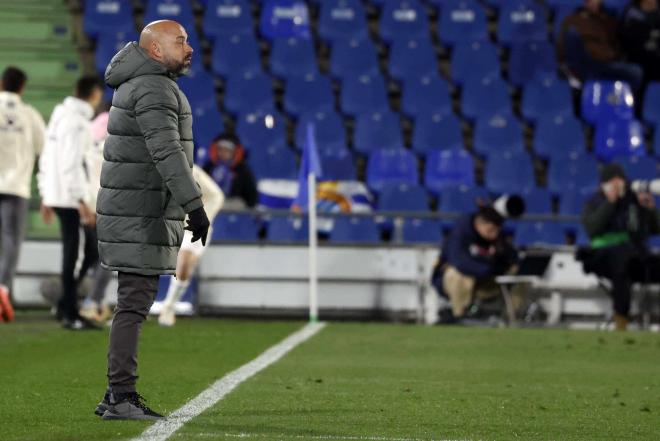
[162,278,189,310]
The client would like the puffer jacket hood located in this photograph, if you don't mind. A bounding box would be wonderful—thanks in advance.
[105,42,178,88]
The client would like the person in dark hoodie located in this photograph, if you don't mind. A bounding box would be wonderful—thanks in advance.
[94,20,209,420]
[621,0,660,82]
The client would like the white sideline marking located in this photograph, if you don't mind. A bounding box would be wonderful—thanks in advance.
[183,432,473,441]
[134,322,327,441]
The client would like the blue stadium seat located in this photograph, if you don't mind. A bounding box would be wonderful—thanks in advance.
[95,31,138,75]
[236,110,288,153]
[437,0,488,48]
[379,0,428,44]
[283,74,335,118]
[143,0,194,29]
[473,113,524,157]
[270,37,318,79]
[329,216,380,243]
[484,152,535,193]
[533,115,585,161]
[497,0,548,46]
[553,6,575,39]
[249,146,298,180]
[340,74,390,117]
[655,128,660,157]
[521,74,573,122]
[508,42,557,87]
[522,187,553,214]
[318,148,357,180]
[424,149,475,194]
[212,213,259,241]
[461,74,512,121]
[267,215,309,242]
[211,34,261,79]
[224,72,274,115]
[412,113,463,155]
[203,0,253,41]
[581,80,635,125]
[603,0,628,14]
[438,185,490,213]
[558,191,587,215]
[594,119,646,162]
[615,155,658,180]
[547,154,599,195]
[330,38,380,80]
[259,0,311,41]
[295,111,346,151]
[366,148,419,192]
[318,0,369,43]
[177,69,216,110]
[514,221,566,247]
[192,104,225,151]
[401,75,452,119]
[401,218,442,244]
[377,183,428,212]
[648,235,660,252]
[353,111,403,155]
[545,0,581,13]
[450,40,500,87]
[83,0,135,40]
[642,82,660,127]
[388,38,438,82]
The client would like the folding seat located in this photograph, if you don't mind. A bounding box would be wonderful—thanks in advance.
[461,74,512,121]
[329,216,381,243]
[558,192,588,215]
[484,151,535,194]
[143,0,194,29]
[581,80,634,125]
[269,37,318,79]
[259,0,311,41]
[553,6,576,39]
[521,187,553,214]
[339,74,390,117]
[211,34,261,79]
[514,221,567,247]
[95,31,138,75]
[177,69,216,110]
[438,185,490,213]
[223,72,274,115]
[379,0,428,44]
[236,110,288,153]
[642,82,660,127]
[424,149,475,194]
[192,104,225,151]
[366,148,419,192]
[249,146,298,180]
[450,40,500,87]
[545,0,581,13]
[203,0,253,41]
[603,0,628,14]
[508,41,557,87]
[330,38,380,80]
[402,218,443,244]
[521,73,573,122]
[377,183,429,211]
[655,128,660,157]
[318,0,369,43]
[533,115,585,161]
[211,213,259,241]
[283,74,334,118]
[267,215,309,242]
[412,112,463,156]
[83,0,135,40]
[437,0,488,48]
[388,38,438,82]
[295,111,346,151]
[497,0,547,46]
[616,155,658,180]
[400,75,452,119]
[593,119,646,162]
[318,148,357,181]
[353,111,404,155]
[547,154,599,195]
[473,113,524,157]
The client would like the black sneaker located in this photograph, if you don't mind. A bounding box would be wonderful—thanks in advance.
[62,316,100,331]
[102,392,164,421]
[94,390,110,417]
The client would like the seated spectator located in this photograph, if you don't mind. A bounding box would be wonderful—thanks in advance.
[558,0,644,91]
[621,0,660,82]
[202,133,258,209]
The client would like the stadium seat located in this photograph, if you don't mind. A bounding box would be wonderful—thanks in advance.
[553,6,576,39]
[379,0,428,44]
[424,149,475,194]
[267,215,309,242]
[438,185,490,213]
[340,74,390,117]
[236,110,288,153]
[522,187,553,214]
[521,74,573,122]
[497,0,548,46]
[283,74,335,118]
[400,75,452,119]
[94,31,138,75]
[177,69,216,110]
[250,146,298,180]
[558,191,587,215]
[330,38,380,80]
[211,213,259,241]
[377,183,429,212]
[401,218,443,244]
[202,0,253,40]
[259,0,311,40]
[545,0,581,13]
[192,104,225,151]
[143,0,195,29]
[388,38,438,82]
[318,148,357,181]
[270,37,318,79]
[437,0,488,48]
[514,221,567,247]
[642,82,660,127]
[450,40,500,87]
[366,148,419,192]
[615,155,658,180]
[353,111,404,155]
[83,0,135,40]
[508,42,557,87]
[295,111,347,151]
[547,154,599,195]
[223,72,274,115]
[593,119,646,162]
[533,115,585,161]
[473,113,524,158]
[461,74,512,121]
[412,112,463,155]
[581,80,634,125]
[655,128,660,157]
[603,0,628,14]
[329,216,380,243]
[318,0,369,43]
[210,34,261,79]
[484,152,535,193]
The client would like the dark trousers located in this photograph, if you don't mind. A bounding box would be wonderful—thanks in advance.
[53,208,99,320]
[107,272,159,393]
[0,194,28,294]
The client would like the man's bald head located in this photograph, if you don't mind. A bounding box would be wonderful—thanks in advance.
[139,20,193,75]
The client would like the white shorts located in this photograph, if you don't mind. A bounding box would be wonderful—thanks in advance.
[179,229,208,257]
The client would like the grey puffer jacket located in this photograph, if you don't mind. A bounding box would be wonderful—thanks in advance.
[97,42,202,275]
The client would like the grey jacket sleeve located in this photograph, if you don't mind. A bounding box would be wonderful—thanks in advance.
[134,79,202,213]
[581,198,616,238]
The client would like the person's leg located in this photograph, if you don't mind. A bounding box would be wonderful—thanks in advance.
[77,225,99,286]
[53,208,81,321]
[0,195,29,294]
[590,61,644,92]
[591,247,633,330]
[442,265,476,317]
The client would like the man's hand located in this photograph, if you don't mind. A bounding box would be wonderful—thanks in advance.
[40,204,55,225]
[637,191,656,209]
[185,206,210,246]
[78,201,96,226]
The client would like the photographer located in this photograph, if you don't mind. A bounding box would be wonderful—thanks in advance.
[581,163,660,330]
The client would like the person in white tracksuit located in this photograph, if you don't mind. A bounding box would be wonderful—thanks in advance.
[158,164,224,326]
[0,67,46,323]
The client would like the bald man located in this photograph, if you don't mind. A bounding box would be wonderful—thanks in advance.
[94,20,210,420]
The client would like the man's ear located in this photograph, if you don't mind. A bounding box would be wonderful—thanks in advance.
[151,41,162,58]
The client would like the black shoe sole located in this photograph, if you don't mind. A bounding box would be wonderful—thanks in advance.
[101,410,164,421]
[95,404,108,417]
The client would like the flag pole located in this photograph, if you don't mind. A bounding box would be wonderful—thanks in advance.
[308,170,318,323]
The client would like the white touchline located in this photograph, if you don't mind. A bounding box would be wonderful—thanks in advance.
[185,432,475,441]
[133,322,328,441]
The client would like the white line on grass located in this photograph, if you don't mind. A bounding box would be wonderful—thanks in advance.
[134,322,327,441]
[183,432,474,441]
